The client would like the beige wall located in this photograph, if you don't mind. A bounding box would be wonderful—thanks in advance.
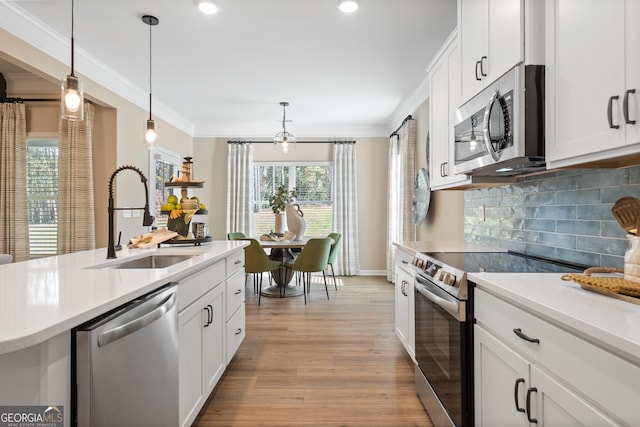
[1,29,192,249]
[193,138,389,273]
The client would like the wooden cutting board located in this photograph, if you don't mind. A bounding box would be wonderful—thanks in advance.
[128,229,179,249]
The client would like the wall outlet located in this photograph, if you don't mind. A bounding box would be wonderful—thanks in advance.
[122,208,132,218]
[479,205,485,222]
[132,210,141,218]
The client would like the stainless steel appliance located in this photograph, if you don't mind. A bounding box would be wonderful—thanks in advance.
[411,251,586,427]
[453,64,545,177]
[73,284,179,427]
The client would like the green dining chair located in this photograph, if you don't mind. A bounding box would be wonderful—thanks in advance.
[284,237,332,304]
[243,238,282,305]
[327,233,342,290]
[227,232,246,240]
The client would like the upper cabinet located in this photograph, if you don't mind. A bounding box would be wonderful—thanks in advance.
[458,0,544,106]
[545,0,640,169]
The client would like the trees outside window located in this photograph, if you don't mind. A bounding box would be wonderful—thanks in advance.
[253,162,332,237]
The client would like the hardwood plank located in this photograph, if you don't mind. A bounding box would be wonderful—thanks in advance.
[194,275,432,427]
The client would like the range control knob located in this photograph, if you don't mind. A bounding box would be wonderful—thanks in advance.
[438,271,457,286]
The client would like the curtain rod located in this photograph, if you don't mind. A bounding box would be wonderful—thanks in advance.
[389,114,413,137]
[0,97,58,103]
[227,140,356,144]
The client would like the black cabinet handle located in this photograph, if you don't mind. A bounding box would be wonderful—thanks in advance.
[608,95,620,129]
[235,328,243,335]
[513,328,540,344]
[480,56,487,77]
[235,289,242,295]
[526,387,538,424]
[203,305,211,327]
[475,60,482,81]
[401,260,409,264]
[624,89,636,124]
[514,378,526,413]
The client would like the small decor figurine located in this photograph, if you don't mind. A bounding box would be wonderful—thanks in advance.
[286,202,306,241]
[269,185,296,234]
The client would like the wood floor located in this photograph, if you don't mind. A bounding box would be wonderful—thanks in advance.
[193,275,432,426]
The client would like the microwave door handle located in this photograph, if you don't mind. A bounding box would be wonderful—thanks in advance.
[483,90,502,161]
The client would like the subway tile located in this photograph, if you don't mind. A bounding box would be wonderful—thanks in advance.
[499,195,522,206]
[523,230,539,243]
[556,248,601,268]
[601,254,624,269]
[576,204,614,220]
[500,240,525,252]
[524,192,555,206]
[629,166,640,184]
[556,189,601,205]
[524,218,556,232]
[601,221,629,238]
[576,236,629,257]
[556,219,600,236]
[600,184,640,203]
[525,205,576,220]
[524,243,558,259]
[538,232,576,250]
[538,175,578,192]
[577,168,629,189]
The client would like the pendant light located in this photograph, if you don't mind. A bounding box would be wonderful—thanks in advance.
[61,0,84,120]
[274,102,296,153]
[337,0,359,13]
[143,15,159,147]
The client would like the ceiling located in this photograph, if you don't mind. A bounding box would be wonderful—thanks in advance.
[1,0,456,138]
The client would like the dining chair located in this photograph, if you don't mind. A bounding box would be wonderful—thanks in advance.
[243,238,282,305]
[327,233,342,290]
[284,237,332,304]
[227,232,246,240]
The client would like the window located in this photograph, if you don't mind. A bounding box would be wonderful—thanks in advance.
[26,138,58,257]
[149,147,181,229]
[253,162,333,236]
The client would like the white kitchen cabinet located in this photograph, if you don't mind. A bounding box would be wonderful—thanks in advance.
[474,288,638,426]
[225,268,246,364]
[428,31,473,190]
[545,0,640,168]
[394,249,415,361]
[459,0,535,105]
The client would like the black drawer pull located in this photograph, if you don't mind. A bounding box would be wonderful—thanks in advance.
[235,289,242,295]
[608,95,620,129]
[235,328,243,335]
[513,328,540,344]
[624,89,636,124]
[526,387,538,424]
[514,378,525,413]
[480,55,487,77]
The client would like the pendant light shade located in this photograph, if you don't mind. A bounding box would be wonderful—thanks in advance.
[61,0,84,120]
[274,101,296,153]
[142,14,159,147]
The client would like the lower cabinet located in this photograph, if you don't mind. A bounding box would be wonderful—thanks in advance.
[394,249,415,361]
[474,288,637,426]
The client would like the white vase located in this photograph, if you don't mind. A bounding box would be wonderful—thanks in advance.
[285,203,306,241]
[625,235,640,283]
[274,213,285,234]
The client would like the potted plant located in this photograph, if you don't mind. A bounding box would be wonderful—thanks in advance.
[268,185,296,234]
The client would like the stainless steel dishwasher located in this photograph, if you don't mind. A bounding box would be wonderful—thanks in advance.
[74,283,179,427]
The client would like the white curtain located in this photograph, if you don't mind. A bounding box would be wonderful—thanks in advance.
[386,118,417,281]
[57,103,96,253]
[226,142,253,236]
[332,142,360,276]
[0,103,29,261]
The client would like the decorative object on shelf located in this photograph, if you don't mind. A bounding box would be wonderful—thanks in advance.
[625,235,640,283]
[273,101,296,153]
[167,208,196,237]
[61,0,84,120]
[285,202,306,241]
[269,185,296,234]
[182,156,194,181]
[142,14,159,147]
[412,167,431,225]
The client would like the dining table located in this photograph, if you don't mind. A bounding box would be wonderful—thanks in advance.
[257,236,310,297]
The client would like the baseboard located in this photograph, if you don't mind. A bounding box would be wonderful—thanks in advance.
[356,270,386,276]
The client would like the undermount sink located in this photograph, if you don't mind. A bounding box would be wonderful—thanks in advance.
[106,254,195,269]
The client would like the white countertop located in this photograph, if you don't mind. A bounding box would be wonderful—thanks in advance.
[0,241,247,355]
[470,272,640,363]
[393,240,504,255]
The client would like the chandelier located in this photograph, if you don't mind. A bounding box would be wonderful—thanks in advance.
[274,101,296,153]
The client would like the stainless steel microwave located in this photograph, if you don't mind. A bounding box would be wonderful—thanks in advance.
[453,64,545,177]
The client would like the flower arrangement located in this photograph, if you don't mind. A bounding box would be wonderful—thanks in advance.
[268,185,296,214]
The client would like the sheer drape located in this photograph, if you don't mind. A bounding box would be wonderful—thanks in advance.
[0,103,29,261]
[386,119,417,281]
[57,103,96,253]
[332,142,360,276]
[226,142,253,236]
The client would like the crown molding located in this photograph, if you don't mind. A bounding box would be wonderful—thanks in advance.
[193,122,390,139]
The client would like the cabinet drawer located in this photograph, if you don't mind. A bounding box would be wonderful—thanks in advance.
[475,288,640,425]
[226,250,244,277]
[179,261,224,311]
[395,249,413,271]
[225,304,245,364]
[225,270,245,319]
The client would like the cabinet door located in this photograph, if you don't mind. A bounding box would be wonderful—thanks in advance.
[529,365,618,427]
[179,298,206,427]
[626,0,640,145]
[203,287,225,394]
[394,266,411,348]
[486,0,523,81]
[459,0,485,103]
[429,55,451,189]
[226,304,245,364]
[474,326,529,427]
[545,0,626,164]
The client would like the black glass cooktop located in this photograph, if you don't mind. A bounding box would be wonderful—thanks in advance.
[423,251,588,274]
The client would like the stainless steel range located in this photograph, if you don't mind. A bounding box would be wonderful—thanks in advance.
[411,250,586,427]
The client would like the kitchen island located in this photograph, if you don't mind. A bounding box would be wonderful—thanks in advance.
[0,241,247,427]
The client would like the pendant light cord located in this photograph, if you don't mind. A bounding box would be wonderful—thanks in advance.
[70,0,75,76]
[148,18,153,120]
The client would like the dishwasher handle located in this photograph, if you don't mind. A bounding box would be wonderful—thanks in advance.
[98,291,177,347]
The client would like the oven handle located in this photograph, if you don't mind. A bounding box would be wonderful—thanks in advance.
[415,281,462,321]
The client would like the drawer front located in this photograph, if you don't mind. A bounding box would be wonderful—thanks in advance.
[226,250,245,277]
[179,261,225,311]
[475,288,640,425]
[225,304,245,364]
[225,270,245,319]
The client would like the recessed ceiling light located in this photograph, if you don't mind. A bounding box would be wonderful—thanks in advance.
[198,0,219,15]
[337,0,359,13]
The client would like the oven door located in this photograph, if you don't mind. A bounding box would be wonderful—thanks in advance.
[414,275,471,427]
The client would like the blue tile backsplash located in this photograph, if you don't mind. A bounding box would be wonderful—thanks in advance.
[464,166,640,269]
